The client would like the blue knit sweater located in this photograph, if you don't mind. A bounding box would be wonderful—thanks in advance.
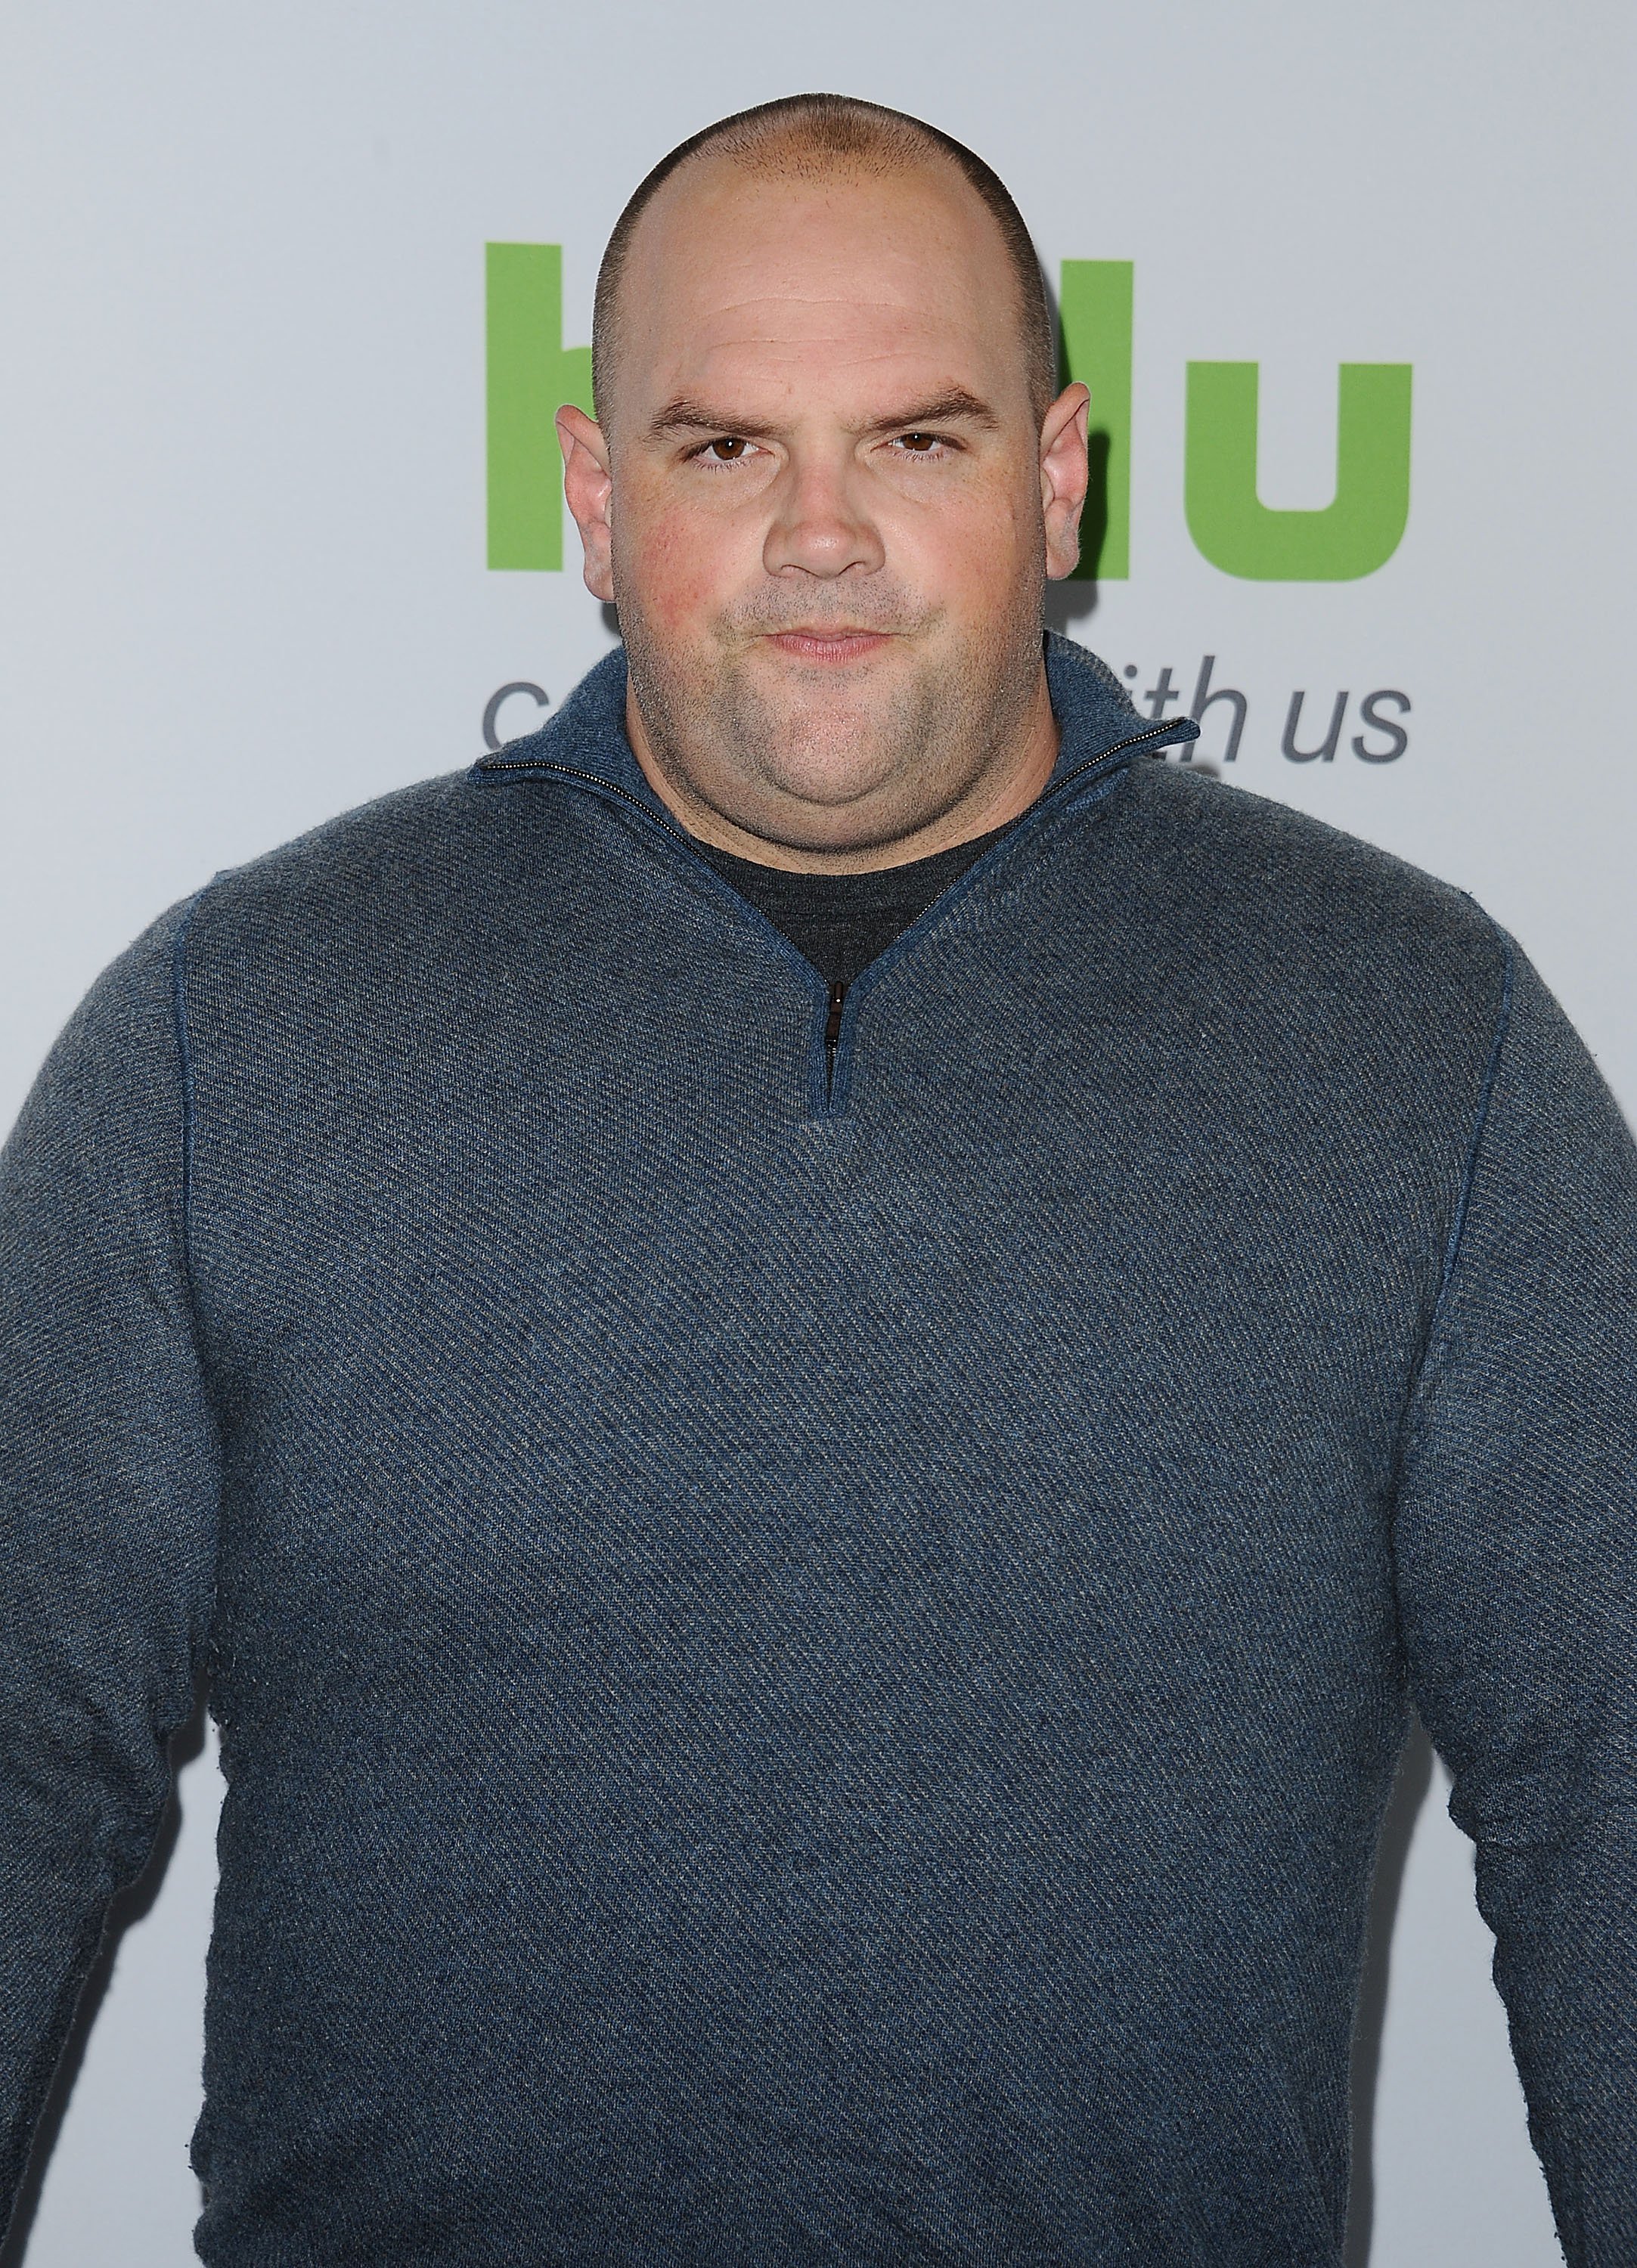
[2,637,1633,2264]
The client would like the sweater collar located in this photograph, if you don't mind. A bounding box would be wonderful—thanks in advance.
[471,631,1198,808]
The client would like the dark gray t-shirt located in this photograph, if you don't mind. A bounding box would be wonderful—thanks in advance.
[696,823,1013,988]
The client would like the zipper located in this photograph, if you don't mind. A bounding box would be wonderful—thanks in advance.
[1034,712,1199,798]
[823,982,847,1101]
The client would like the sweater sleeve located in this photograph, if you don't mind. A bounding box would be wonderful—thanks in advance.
[0,900,220,2239]
[1392,940,1637,2264]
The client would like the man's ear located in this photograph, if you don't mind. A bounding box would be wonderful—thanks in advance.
[1040,383,1091,582]
[558,405,615,603]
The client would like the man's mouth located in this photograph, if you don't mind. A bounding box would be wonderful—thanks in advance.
[761,628,895,663]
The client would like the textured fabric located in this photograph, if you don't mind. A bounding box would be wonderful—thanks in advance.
[2,633,1634,2266]
[695,820,1015,987]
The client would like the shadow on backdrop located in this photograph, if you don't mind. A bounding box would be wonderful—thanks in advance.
[0,1682,210,2268]
[1344,1716,1438,2266]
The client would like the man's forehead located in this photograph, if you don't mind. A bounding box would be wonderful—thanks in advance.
[646,293,987,388]
[628,157,1003,324]
[618,156,1021,407]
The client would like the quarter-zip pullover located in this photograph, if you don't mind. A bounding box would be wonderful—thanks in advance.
[2,634,1633,2266]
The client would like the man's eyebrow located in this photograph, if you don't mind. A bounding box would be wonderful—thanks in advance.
[858,389,1001,436]
[645,388,1003,443]
[647,398,784,442]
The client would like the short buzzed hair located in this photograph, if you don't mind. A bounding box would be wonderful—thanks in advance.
[591,93,1057,429]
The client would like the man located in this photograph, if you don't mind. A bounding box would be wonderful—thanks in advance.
[1,89,1632,2266]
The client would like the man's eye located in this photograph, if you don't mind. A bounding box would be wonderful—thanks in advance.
[699,436,754,464]
[891,432,947,455]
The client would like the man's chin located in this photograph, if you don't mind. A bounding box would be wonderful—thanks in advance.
[736,632,929,721]
[727,693,928,806]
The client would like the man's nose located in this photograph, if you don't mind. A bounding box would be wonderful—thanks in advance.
[761,452,886,579]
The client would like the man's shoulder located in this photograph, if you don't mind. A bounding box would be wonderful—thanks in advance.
[182,652,634,955]
[1124,758,1499,964]
[161,766,547,1050]
[178,764,541,983]
[1099,759,1511,1071]
[201,768,484,911]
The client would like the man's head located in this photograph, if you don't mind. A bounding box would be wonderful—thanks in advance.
[559,94,1090,869]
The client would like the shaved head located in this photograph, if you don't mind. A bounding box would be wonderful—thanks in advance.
[592,94,1056,432]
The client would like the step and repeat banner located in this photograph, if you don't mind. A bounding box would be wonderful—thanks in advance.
[1,4,1630,2263]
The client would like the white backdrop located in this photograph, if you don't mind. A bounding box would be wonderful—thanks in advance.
[2,3,1632,2262]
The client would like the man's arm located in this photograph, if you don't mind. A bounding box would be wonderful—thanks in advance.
[1394,940,1637,2264]
[0,902,220,2239]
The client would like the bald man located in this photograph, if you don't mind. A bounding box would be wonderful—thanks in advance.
[2,93,1634,2268]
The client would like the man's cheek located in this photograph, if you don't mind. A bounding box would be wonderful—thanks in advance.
[886,497,1017,610]
[631,507,749,634]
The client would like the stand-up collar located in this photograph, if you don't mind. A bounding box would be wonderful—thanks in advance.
[470,631,1197,804]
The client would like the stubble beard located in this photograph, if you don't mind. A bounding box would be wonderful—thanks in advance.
[615,567,1049,857]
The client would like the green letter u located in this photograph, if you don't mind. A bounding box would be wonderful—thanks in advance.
[1185,362,1411,581]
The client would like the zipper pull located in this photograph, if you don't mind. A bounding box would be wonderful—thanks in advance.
[824,981,847,1101]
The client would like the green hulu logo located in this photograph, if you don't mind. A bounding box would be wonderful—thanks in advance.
[487,246,1412,583]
